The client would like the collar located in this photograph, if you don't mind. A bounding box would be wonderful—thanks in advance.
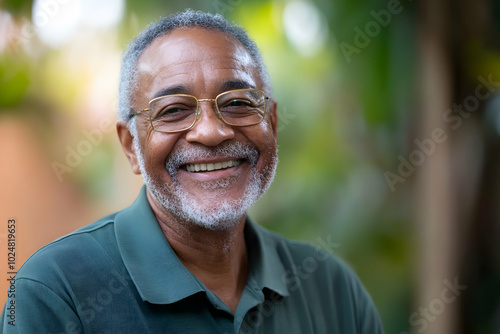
[243,218,290,298]
[114,185,289,304]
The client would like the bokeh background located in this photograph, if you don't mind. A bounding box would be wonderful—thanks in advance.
[1,0,500,333]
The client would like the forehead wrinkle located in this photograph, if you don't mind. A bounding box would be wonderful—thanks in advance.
[139,62,257,94]
[139,55,255,75]
[136,56,252,87]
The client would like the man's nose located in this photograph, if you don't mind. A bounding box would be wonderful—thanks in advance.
[184,101,235,146]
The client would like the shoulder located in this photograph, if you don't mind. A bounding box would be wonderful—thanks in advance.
[255,225,384,332]
[255,224,374,304]
[15,212,121,284]
[255,224,349,276]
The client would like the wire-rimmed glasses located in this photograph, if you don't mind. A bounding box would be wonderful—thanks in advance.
[130,88,270,133]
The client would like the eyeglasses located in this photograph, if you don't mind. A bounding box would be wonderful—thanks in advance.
[130,88,270,133]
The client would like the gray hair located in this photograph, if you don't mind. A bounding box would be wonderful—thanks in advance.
[118,9,272,127]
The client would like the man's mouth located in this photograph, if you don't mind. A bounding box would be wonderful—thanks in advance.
[183,159,243,173]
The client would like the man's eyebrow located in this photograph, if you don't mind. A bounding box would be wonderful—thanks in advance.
[153,85,189,99]
[152,81,255,99]
[220,80,255,91]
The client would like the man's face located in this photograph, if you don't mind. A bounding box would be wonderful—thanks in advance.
[130,27,278,230]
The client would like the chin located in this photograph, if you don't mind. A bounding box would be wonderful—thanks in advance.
[151,180,258,230]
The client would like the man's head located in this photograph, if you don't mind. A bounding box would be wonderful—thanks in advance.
[117,10,278,231]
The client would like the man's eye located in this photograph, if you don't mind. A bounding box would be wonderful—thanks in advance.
[223,99,253,108]
[229,99,246,106]
[154,106,192,120]
[160,107,183,115]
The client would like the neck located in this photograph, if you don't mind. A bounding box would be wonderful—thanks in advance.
[147,190,249,313]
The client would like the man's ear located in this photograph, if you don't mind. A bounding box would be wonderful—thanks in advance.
[269,99,278,138]
[117,121,141,175]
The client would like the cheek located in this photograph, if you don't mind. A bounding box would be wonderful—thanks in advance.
[258,121,277,147]
[142,133,180,175]
[242,125,277,163]
[259,126,278,165]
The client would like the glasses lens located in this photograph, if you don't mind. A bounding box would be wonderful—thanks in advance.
[149,95,197,132]
[216,89,266,126]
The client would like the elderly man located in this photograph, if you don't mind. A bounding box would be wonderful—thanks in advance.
[1,10,383,333]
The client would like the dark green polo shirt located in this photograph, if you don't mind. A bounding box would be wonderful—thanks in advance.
[1,186,383,333]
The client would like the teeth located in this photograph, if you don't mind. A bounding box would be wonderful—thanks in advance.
[185,160,241,173]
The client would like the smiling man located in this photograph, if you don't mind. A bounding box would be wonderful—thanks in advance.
[1,10,383,333]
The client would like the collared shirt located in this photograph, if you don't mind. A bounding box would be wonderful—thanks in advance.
[1,186,384,333]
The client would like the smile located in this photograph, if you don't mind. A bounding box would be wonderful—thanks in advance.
[184,160,242,173]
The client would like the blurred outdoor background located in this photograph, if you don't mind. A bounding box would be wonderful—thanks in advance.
[1,0,499,333]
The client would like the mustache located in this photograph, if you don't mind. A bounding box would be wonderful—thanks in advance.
[165,142,259,176]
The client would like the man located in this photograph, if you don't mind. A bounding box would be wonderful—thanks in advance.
[1,9,384,333]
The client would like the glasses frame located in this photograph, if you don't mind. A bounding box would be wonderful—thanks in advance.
[130,88,271,133]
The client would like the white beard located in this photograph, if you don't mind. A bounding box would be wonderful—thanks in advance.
[133,137,278,231]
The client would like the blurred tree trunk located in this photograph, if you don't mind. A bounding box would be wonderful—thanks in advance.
[415,0,458,333]
[416,0,498,333]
